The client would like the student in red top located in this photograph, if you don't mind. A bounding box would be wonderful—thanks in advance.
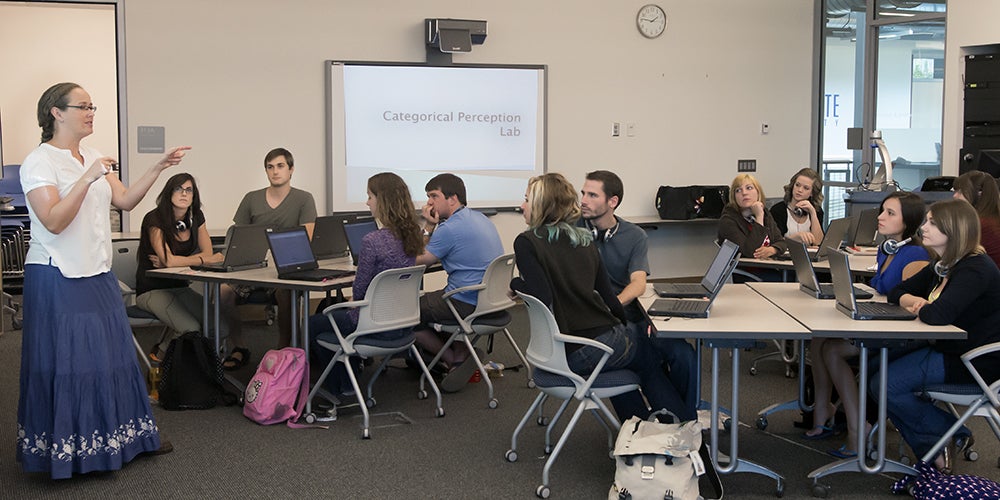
[952,170,1000,269]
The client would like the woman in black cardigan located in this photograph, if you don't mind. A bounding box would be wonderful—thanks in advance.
[769,167,825,245]
[875,198,1000,471]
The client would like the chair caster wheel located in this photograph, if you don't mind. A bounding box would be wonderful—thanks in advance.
[505,449,518,462]
[785,367,795,378]
[417,390,428,400]
[537,416,549,426]
[756,416,768,430]
[361,428,371,439]
[775,481,785,497]
[811,483,829,497]
[966,449,979,461]
[304,413,316,424]
[750,366,758,376]
[435,407,445,417]
[723,418,732,432]
[536,485,550,498]
[527,379,536,389]
[488,398,499,409]
[366,397,376,408]
[899,455,912,466]
[544,445,553,455]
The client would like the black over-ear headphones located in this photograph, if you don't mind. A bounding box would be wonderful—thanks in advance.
[934,261,949,278]
[175,210,193,232]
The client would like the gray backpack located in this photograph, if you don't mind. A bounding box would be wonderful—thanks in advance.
[609,414,723,500]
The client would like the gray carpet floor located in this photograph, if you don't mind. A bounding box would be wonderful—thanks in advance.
[2,304,999,499]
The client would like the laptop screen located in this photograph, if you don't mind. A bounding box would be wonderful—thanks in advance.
[311,215,350,259]
[701,239,740,291]
[816,217,853,258]
[788,241,820,292]
[344,221,378,266]
[827,250,858,313]
[267,228,316,270]
[853,208,880,247]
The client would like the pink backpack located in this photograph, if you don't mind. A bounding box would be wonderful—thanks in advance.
[243,347,320,428]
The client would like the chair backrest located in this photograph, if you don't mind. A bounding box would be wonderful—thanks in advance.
[517,292,579,384]
[353,265,426,335]
[467,253,517,319]
[0,164,21,195]
[111,239,141,292]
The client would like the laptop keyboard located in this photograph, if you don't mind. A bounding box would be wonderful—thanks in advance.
[856,302,910,316]
[661,299,707,312]
[656,283,707,295]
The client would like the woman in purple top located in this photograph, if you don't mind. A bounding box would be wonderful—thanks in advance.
[307,172,425,397]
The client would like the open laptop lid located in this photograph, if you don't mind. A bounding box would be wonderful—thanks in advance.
[219,224,269,268]
[852,208,881,247]
[311,215,350,260]
[343,220,378,266]
[266,227,320,274]
[816,216,853,259]
[788,240,822,293]
[700,240,740,292]
[828,249,859,315]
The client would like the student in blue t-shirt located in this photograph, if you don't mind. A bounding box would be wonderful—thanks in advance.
[413,173,504,392]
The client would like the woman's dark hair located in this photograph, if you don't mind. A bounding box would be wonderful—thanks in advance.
[153,173,202,252]
[782,167,824,208]
[368,173,424,257]
[953,171,1000,222]
[37,82,81,143]
[879,191,925,241]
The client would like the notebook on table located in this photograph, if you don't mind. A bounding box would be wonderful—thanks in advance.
[828,249,915,321]
[654,239,740,298]
[343,220,379,267]
[311,215,350,260]
[647,242,740,318]
[788,241,873,300]
[265,227,355,282]
[189,224,269,272]
[774,216,853,262]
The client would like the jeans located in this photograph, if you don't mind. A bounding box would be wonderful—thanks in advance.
[609,322,699,422]
[869,347,970,460]
[570,323,693,422]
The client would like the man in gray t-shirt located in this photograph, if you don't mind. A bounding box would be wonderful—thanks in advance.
[581,170,697,419]
[232,147,317,353]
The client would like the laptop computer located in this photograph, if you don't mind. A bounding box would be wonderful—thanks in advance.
[189,224,269,272]
[851,208,881,248]
[788,241,873,300]
[343,220,379,267]
[311,215,350,260]
[654,240,741,298]
[774,216,853,262]
[828,249,916,320]
[265,227,355,281]
[647,245,740,318]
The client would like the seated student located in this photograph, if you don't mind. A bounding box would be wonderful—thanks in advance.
[770,167,825,245]
[413,173,504,392]
[306,172,424,398]
[509,173,692,422]
[718,173,787,259]
[953,170,1000,268]
[808,190,930,458]
[136,173,240,363]
[874,199,1000,472]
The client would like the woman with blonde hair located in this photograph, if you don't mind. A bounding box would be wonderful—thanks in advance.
[876,198,1000,471]
[509,173,692,421]
[718,173,787,259]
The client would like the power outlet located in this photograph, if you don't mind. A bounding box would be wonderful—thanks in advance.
[611,122,621,137]
[737,159,757,172]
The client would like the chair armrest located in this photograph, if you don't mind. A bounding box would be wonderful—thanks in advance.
[961,341,1000,408]
[440,282,487,301]
[555,333,614,355]
[961,341,1000,364]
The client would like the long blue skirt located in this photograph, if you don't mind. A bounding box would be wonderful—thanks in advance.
[16,264,161,479]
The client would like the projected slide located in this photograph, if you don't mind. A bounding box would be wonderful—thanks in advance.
[327,62,546,212]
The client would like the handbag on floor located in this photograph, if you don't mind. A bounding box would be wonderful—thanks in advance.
[609,412,723,500]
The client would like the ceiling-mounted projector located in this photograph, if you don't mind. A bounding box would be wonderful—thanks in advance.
[425,18,487,53]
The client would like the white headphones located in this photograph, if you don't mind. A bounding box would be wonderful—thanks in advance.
[934,261,949,278]
[588,220,620,241]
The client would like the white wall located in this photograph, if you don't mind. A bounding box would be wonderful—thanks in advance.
[943,0,1000,176]
[114,0,814,231]
[0,2,118,165]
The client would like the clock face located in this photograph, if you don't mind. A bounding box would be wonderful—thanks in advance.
[637,4,667,39]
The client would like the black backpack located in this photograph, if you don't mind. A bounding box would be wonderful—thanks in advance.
[158,332,229,410]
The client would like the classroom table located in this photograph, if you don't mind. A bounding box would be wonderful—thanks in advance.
[739,252,878,279]
[639,284,811,497]
[147,256,356,411]
[747,282,966,496]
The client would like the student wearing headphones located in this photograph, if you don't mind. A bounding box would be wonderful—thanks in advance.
[953,170,1000,268]
[579,170,697,420]
[769,167,825,245]
[876,199,1000,472]
[136,173,236,363]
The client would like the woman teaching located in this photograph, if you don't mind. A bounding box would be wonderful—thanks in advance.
[16,82,189,478]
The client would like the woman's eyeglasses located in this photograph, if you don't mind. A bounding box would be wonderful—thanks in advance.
[64,105,98,112]
[173,186,194,194]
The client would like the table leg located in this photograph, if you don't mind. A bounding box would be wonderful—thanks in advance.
[755,340,811,430]
[808,345,916,488]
